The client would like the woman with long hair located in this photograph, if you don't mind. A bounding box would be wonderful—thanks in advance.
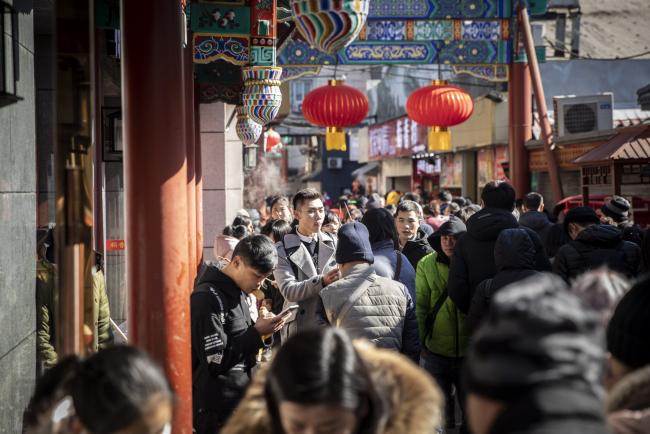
[222,328,442,434]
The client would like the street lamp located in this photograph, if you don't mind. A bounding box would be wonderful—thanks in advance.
[1,2,21,107]
[244,144,258,172]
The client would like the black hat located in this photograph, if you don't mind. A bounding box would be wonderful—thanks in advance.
[607,274,650,369]
[335,222,374,265]
[564,206,600,235]
[464,273,604,402]
[601,196,631,222]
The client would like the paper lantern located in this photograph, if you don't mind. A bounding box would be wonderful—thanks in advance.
[241,66,283,125]
[406,80,474,152]
[265,128,282,152]
[235,106,263,146]
[302,80,368,151]
[291,0,369,54]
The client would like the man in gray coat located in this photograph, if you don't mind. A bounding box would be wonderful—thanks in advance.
[274,188,339,341]
[318,222,420,362]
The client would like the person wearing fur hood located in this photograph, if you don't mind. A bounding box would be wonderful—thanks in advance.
[606,274,650,434]
[221,327,443,434]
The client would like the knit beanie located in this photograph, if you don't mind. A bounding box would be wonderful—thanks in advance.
[335,222,374,265]
[564,206,600,235]
[601,196,631,222]
[607,274,650,369]
[464,273,604,403]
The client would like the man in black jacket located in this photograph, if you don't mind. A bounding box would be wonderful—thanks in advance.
[395,200,433,269]
[191,235,288,433]
[553,206,640,282]
[519,192,554,249]
[448,181,550,313]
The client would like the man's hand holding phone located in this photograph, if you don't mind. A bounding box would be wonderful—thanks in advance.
[254,305,296,336]
[322,267,340,286]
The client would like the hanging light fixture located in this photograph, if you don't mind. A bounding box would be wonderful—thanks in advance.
[302,79,368,152]
[265,128,282,152]
[406,80,474,152]
[291,0,369,54]
[243,144,259,172]
[235,106,263,146]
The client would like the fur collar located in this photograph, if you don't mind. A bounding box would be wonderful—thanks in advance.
[221,341,443,434]
[608,365,650,412]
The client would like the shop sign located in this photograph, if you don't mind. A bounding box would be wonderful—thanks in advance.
[440,154,463,187]
[369,116,426,160]
[106,239,126,251]
[415,158,441,175]
[529,143,600,171]
[582,165,611,186]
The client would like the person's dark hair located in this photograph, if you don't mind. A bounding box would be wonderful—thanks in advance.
[455,204,480,223]
[464,197,474,205]
[270,195,290,210]
[451,197,467,207]
[481,180,516,210]
[95,251,105,273]
[384,204,396,214]
[232,215,252,228]
[232,225,249,240]
[438,190,452,202]
[524,192,543,211]
[265,328,384,434]
[222,225,234,236]
[402,192,421,203]
[293,188,323,210]
[261,219,292,243]
[26,346,172,434]
[323,211,341,227]
[395,200,421,217]
[515,198,524,210]
[232,234,278,274]
[361,208,400,249]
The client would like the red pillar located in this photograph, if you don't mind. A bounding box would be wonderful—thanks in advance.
[508,61,532,197]
[185,33,197,279]
[194,84,204,266]
[122,1,192,432]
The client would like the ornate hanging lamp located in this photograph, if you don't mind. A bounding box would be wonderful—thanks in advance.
[235,106,263,146]
[302,79,368,152]
[406,80,474,152]
[291,0,370,54]
[241,66,283,125]
[265,128,282,152]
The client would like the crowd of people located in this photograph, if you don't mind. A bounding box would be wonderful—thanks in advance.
[27,181,650,434]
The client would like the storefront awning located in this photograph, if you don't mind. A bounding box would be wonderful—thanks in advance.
[351,162,379,178]
[573,124,650,164]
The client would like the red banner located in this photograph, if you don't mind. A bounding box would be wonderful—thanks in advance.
[369,116,427,160]
[106,239,125,251]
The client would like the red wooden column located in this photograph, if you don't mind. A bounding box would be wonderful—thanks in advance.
[122,1,192,432]
[185,29,198,279]
[194,84,204,266]
[508,60,532,197]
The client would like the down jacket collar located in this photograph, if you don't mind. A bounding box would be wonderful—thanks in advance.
[494,228,536,272]
[466,208,518,242]
[607,365,650,434]
[220,341,443,434]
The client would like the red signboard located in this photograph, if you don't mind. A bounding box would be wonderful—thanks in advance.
[369,116,427,160]
[106,239,125,251]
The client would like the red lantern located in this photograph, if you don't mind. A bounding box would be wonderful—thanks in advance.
[265,128,281,152]
[406,80,474,152]
[302,80,369,151]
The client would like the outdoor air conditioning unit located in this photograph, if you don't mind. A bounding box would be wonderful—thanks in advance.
[553,93,613,137]
[327,157,343,170]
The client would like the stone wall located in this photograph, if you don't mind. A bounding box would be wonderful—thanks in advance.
[0,1,37,430]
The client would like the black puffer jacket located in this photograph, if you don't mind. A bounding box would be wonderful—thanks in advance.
[467,228,540,333]
[402,227,433,269]
[553,224,641,282]
[519,211,553,248]
[448,208,550,313]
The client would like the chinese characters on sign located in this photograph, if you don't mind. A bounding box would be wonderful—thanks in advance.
[369,116,427,160]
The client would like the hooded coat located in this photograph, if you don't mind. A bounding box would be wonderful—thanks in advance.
[370,239,416,301]
[220,341,444,434]
[402,227,434,269]
[553,224,641,282]
[466,228,540,333]
[415,217,468,358]
[519,211,553,247]
[448,208,550,313]
[607,365,650,434]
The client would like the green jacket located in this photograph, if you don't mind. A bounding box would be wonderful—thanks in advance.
[36,260,113,371]
[415,252,468,358]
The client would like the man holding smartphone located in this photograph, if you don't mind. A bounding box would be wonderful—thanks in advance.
[274,188,339,341]
[191,235,289,434]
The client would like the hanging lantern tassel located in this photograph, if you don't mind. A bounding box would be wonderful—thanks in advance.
[326,127,346,151]
[428,126,452,152]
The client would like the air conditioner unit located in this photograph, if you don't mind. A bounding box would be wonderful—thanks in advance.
[553,93,613,137]
[327,157,343,170]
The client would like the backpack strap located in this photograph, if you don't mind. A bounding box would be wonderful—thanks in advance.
[394,250,402,282]
[424,287,448,342]
[335,275,376,327]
